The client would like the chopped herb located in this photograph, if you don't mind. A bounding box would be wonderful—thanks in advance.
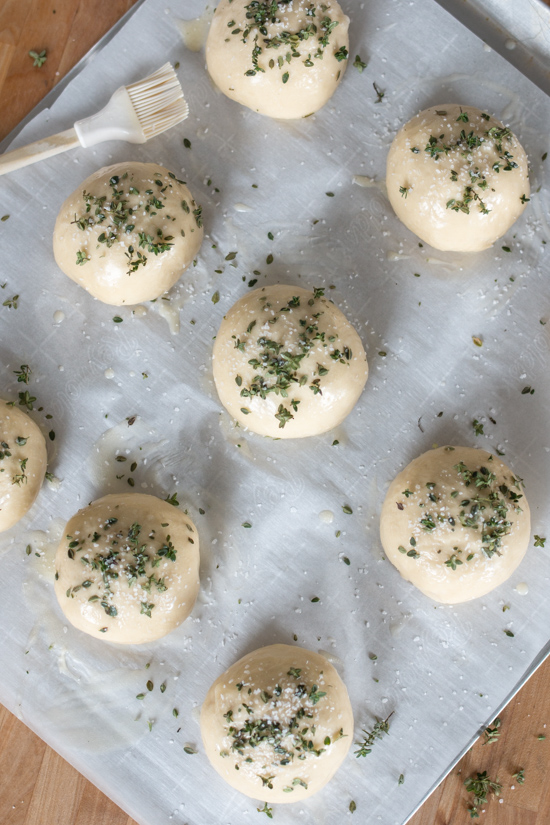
[483,717,501,745]
[534,535,546,547]
[212,291,220,304]
[113,316,123,323]
[355,712,393,757]
[398,774,405,785]
[399,186,409,198]
[76,250,90,266]
[242,521,252,528]
[342,505,353,515]
[373,82,384,103]
[472,336,482,347]
[183,138,191,148]
[353,55,367,72]
[521,386,534,395]
[334,46,348,61]
[29,49,47,67]
[513,769,525,784]
[349,801,357,813]
[472,419,484,436]
[1,215,9,222]
[311,596,320,603]
[266,253,274,264]
[504,629,515,637]
[13,364,31,384]
[257,803,273,818]
[464,771,501,807]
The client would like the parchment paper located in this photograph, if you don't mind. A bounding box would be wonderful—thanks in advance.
[1,1,550,824]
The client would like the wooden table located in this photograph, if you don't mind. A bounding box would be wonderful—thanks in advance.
[1,2,549,824]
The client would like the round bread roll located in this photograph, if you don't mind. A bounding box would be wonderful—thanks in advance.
[206,0,350,119]
[386,104,529,251]
[200,643,353,802]
[54,493,200,643]
[0,400,47,532]
[53,162,203,305]
[380,446,531,604]
[212,285,368,438]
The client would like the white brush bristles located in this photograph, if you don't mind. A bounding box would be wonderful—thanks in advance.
[126,63,189,140]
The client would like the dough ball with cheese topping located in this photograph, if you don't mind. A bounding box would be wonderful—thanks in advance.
[200,643,353,802]
[206,0,350,119]
[53,162,203,305]
[212,285,368,438]
[54,493,200,643]
[386,105,530,251]
[380,446,531,604]
[0,400,47,532]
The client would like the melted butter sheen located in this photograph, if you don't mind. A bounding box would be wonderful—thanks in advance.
[206,0,350,119]
[0,400,47,533]
[200,644,353,802]
[212,285,368,439]
[54,493,200,644]
[380,446,531,604]
[53,162,204,306]
[386,104,529,251]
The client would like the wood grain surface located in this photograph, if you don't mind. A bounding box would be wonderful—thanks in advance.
[1,2,550,824]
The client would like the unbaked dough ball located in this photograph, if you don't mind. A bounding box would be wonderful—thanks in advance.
[206,0,350,119]
[386,104,530,251]
[0,400,47,532]
[54,493,200,643]
[53,162,203,305]
[200,644,353,802]
[380,446,530,604]
[212,285,368,438]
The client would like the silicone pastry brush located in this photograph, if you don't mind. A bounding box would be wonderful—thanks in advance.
[0,63,188,176]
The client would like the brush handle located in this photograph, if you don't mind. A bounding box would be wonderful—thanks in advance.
[0,128,80,176]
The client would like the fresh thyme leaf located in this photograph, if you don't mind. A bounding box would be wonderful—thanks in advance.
[513,769,525,784]
[353,55,367,72]
[373,82,384,103]
[355,712,393,757]
[183,138,191,148]
[29,49,47,67]
[534,535,546,547]
[13,365,31,384]
[257,803,273,818]
[504,629,514,637]
[212,291,220,304]
[483,717,501,745]
[342,505,353,515]
[472,336,482,347]
[76,250,90,265]
[349,801,357,813]
[464,770,501,807]
[472,419,484,436]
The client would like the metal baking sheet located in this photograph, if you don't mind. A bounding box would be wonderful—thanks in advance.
[1,1,549,824]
